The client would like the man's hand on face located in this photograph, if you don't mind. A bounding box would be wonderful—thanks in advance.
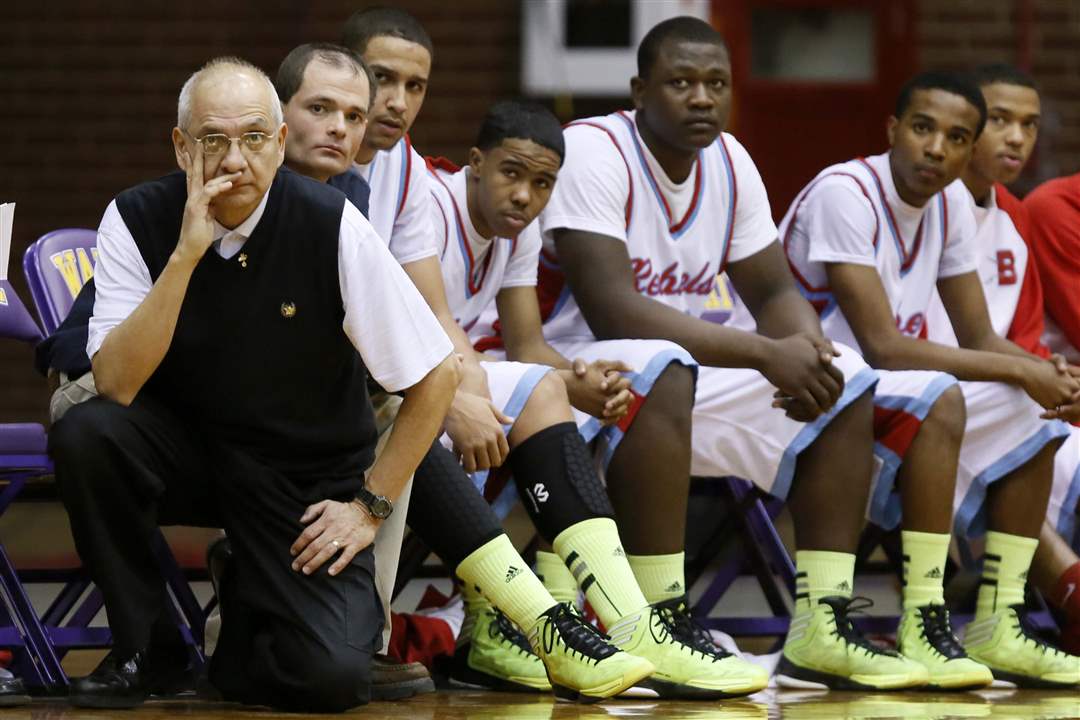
[175,141,241,265]
[291,499,378,577]
[760,333,844,421]
[562,358,634,425]
[444,391,514,472]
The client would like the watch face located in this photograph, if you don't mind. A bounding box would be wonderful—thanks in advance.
[372,497,392,517]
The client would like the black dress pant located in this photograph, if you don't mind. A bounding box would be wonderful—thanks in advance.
[49,396,383,713]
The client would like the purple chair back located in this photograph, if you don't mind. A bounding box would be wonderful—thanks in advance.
[22,229,97,335]
[0,280,42,344]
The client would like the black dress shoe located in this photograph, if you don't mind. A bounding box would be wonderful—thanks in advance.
[69,650,153,709]
[69,646,192,709]
[0,672,31,707]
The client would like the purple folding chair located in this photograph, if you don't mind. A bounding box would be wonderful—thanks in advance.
[12,230,208,688]
[0,279,69,688]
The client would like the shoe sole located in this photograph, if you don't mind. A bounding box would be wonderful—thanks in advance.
[68,693,148,709]
[550,663,655,703]
[640,676,761,700]
[449,654,550,693]
[370,676,436,701]
[776,656,925,691]
[984,666,1080,690]
[0,694,31,707]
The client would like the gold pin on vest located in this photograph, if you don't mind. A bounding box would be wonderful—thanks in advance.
[238,253,248,268]
[280,301,296,318]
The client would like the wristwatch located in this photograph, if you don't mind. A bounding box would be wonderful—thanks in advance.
[355,486,393,519]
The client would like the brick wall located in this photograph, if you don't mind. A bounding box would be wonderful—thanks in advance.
[4,1,1080,423]
[918,0,1080,185]
[0,0,520,423]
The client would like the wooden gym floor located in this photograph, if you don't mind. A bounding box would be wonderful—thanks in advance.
[4,688,1079,719]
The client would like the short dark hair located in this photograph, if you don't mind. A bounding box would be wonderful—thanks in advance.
[970,63,1038,92]
[342,6,434,59]
[275,42,377,110]
[475,100,565,165]
[895,71,988,137]
[637,16,727,79]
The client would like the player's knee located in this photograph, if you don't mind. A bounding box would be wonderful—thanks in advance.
[532,369,570,409]
[923,384,966,448]
[640,362,694,430]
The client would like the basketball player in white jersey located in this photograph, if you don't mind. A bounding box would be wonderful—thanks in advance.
[429,99,770,698]
[783,70,1079,688]
[542,17,934,691]
[924,64,1080,657]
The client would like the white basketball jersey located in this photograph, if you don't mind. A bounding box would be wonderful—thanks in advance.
[926,185,1033,347]
[781,152,977,353]
[426,159,541,345]
[346,135,436,265]
[538,110,777,342]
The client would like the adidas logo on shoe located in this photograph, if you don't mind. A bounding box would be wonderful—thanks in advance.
[835,581,852,592]
[612,546,625,557]
[924,567,943,579]
[664,581,683,593]
[505,566,522,583]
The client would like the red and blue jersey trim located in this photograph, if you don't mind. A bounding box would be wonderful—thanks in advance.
[715,134,738,273]
[395,135,413,221]
[858,158,936,278]
[424,157,495,299]
[615,111,703,239]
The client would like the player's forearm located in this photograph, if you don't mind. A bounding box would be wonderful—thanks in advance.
[862,333,1025,384]
[587,290,772,371]
[751,287,827,342]
[963,330,1038,362]
[505,336,571,371]
[366,353,461,501]
[92,252,199,405]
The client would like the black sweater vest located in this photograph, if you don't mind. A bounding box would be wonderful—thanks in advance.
[115,168,376,480]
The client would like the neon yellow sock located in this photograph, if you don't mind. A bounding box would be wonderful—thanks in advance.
[553,518,648,626]
[456,534,556,630]
[795,550,855,609]
[901,530,949,608]
[626,551,686,604]
[534,550,578,606]
[976,530,1037,618]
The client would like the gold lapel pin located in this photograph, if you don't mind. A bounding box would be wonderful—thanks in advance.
[280,301,297,318]
[238,253,248,268]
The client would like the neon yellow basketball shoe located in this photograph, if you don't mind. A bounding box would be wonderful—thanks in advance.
[964,604,1080,688]
[896,604,992,689]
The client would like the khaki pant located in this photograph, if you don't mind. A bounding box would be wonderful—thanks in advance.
[368,392,412,653]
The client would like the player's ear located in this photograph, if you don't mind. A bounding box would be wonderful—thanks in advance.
[886,116,899,147]
[630,76,646,111]
[468,146,484,174]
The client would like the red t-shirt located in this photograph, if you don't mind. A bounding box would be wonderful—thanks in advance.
[1025,173,1080,355]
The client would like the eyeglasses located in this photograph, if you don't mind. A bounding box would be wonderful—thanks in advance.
[189,131,275,156]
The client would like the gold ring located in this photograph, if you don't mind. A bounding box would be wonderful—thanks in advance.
[331,539,341,549]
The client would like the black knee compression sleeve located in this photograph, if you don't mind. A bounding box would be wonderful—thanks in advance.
[406,441,503,569]
[510,422,614,542]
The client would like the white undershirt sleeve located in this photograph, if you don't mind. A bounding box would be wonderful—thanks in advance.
[86,200,154,360]
[500,223,542,289]
[387,147,439,265]
[540,125,630,244]
[803,179,879,267]
[338,201,453,392]
[938,182,979,279]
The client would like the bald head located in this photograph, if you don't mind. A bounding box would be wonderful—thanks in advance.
[177,57,282,132]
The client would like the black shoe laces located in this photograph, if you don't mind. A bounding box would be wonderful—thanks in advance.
[821,596,900,658]
[487,608,534,657]
[1008,603,1073,660]
[653,596,733,662]
[541,603,618,665]
[917,604,967,659]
